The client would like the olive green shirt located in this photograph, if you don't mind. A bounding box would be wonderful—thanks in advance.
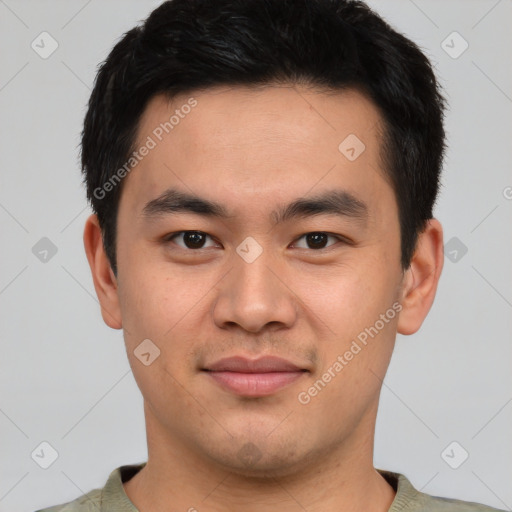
[36,464,506,512]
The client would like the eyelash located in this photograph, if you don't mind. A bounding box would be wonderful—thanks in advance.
[164,231,350,251]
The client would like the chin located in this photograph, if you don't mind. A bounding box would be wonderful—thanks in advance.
[206,437,316,480]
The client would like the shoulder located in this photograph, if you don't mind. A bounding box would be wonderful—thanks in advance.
[34,488,103,512]
[413,491,507,511]
[34,464,145,512]
[379,470,507,512]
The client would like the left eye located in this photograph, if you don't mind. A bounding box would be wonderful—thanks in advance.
[293,232,341,250]
[168,231,218,249]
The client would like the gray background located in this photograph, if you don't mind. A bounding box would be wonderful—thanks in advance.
[0,1,511,511]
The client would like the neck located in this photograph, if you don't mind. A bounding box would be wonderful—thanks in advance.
[124,401,395,512]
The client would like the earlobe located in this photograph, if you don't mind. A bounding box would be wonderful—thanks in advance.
[83,214,123,329]
[397,219,444,336]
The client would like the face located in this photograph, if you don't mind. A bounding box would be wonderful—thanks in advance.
[111,85,406,476]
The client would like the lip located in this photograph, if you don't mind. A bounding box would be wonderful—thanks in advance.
[202,356,308,397]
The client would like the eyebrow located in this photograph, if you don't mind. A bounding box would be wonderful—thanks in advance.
[142,187,368,225]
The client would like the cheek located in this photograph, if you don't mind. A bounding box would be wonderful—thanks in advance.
[118,274,165,339]
[298,312,397,426]
[117,265,212,383]
[305,261,392,336]
[303,258,400,382]
[118,271,200,404]
[117,241,200,334]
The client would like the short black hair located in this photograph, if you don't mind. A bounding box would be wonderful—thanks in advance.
[81,0,445,275]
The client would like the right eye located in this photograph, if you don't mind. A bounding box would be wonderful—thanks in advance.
[165,231,220,250]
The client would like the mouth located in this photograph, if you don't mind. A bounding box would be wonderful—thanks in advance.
[201,356,309,397]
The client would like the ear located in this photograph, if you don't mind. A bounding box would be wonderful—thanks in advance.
[397,218,444,335]
[83,214,122,329]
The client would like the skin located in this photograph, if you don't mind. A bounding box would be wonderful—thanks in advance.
[84,85,444,512]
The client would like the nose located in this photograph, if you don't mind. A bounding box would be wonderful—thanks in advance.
[212,249,298,334]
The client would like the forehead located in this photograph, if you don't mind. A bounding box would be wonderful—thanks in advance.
[121,85,392,220]
[137,84,382,154]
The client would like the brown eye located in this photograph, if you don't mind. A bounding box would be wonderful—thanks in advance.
[294,232,340,250]
[306,233,329,249]
[169,231,216,249]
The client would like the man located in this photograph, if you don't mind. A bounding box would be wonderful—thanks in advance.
[37,0,505,510]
